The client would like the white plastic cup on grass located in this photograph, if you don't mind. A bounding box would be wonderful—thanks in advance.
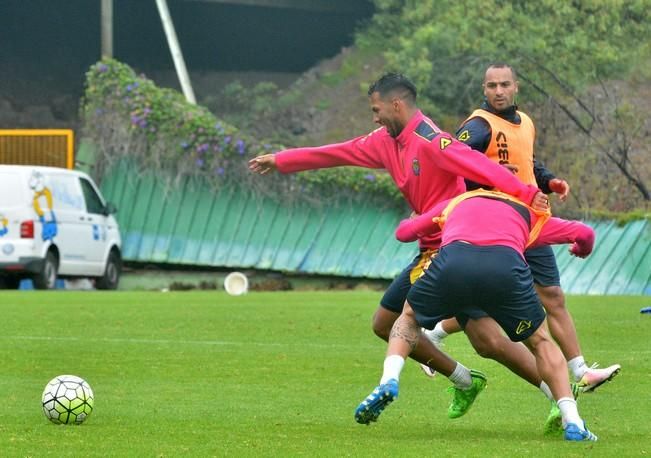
[224,272,249,296]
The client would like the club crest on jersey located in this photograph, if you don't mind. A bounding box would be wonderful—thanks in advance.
[515,320,532,335]
[439,137,452,150]
[458,130,470,142]
[412,158,420,176]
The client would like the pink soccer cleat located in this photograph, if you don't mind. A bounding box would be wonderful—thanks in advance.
[578,363,621,393]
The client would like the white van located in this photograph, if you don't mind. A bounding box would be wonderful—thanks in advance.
[0,165,122,290]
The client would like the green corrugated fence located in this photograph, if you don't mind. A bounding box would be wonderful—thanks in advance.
[552,219,650,295]
[99,162,415,279]
[99,162,651,295]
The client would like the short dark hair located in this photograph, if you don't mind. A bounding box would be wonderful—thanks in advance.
[368,73,417,104]
[486,62,517,80]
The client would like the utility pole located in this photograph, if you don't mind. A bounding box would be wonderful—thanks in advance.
[101,0,113,58]
[155,0,197,104]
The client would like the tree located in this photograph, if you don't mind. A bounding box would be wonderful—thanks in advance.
[367,0,651,206]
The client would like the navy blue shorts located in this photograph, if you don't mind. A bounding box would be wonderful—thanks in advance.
[380,249,438,313]
[524,245,561,287]
[406,242,546,342]
[449,245,560,327]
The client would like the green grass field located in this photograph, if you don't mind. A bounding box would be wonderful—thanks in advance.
[0,291,648,457]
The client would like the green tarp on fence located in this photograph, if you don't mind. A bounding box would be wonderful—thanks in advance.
[100,163,651,295]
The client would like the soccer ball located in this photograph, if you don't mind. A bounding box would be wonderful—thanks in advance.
[42,375,94,425]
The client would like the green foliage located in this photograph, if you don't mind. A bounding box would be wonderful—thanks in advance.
[351,0,651,211]
[320,50,373,88]
[584,209,650,226]
[80,58,404,208]
[315,99,331,111]
[291,167,400,205]
[367,0,651,116]
[210,80,280,124]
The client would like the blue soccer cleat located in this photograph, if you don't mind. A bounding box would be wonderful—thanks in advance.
[564,422,598,442]
[354,379,399,425]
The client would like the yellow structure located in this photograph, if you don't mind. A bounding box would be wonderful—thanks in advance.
[0,129,74,169]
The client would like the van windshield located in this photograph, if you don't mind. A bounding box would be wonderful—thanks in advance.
[0,172,27,207]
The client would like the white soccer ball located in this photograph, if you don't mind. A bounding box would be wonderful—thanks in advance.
[42,375,94,425]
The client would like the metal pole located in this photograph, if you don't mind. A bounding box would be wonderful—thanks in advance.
[101,0,113,58]
[155,0,197,104]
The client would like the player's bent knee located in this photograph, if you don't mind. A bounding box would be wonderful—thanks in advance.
[465,319,507,359]
[372,307,398,340]
[468,334,506,359]
[372,323,389,340]
[473,340,501,359]
[537,285,566,312]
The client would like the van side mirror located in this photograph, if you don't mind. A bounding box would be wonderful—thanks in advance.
[103,202,118,216]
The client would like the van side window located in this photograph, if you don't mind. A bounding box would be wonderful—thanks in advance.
[79,178,105,215]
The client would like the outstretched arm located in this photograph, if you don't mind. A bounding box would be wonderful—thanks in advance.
[534,217,595,258]
[249,130,387,175]
[430,134,547,210]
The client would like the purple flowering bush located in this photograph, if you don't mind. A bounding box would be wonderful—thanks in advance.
[81,59,402,207]
[82,59,258,182]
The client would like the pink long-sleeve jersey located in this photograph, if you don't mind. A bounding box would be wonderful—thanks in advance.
[395,196,595,258]
[275,110,540,250]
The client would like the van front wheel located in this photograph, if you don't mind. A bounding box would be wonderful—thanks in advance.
[96,251,121,290]
[33,251,58,290]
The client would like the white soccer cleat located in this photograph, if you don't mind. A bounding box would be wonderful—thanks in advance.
[578,363,621,393]
[419,363,437,378]
[422,327,445,348]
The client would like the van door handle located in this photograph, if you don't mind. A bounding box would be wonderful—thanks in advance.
[79,216,85,221]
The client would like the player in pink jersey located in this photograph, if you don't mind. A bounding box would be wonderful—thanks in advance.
[354,190,597,441]
[250,73,549,419]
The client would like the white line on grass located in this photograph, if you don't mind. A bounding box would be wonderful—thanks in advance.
[1,334,375,350]
[3,335,642,354]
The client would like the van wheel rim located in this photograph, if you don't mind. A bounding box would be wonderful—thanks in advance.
[46,263,56,288]
[107,263,117,284]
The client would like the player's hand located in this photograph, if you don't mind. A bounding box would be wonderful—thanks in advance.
[549,178,570,202]
[248,154,277,175]
[531,191,550,212]
[502,163,519,174]
[569,225,594,258]
[569,242,591,258]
